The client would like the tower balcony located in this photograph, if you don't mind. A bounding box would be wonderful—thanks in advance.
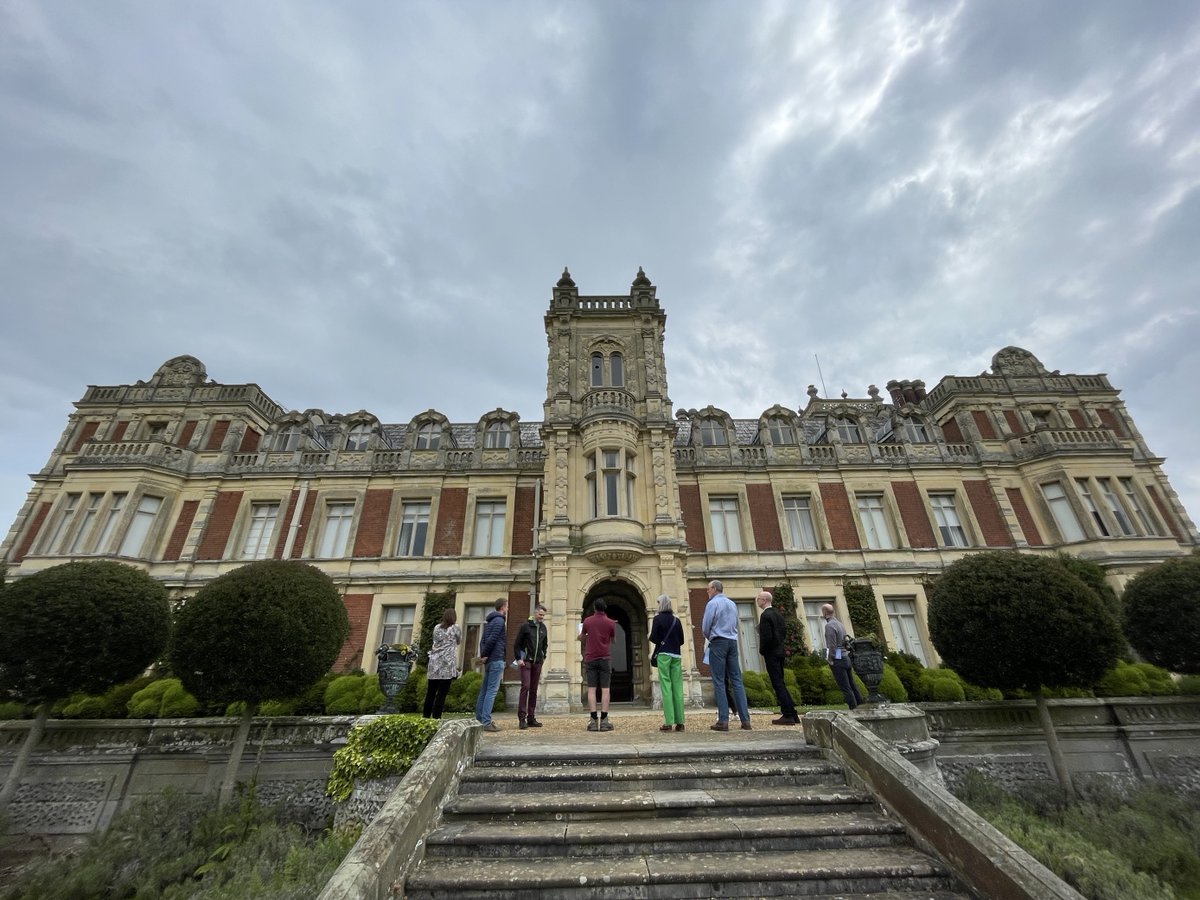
[580,517,648,566]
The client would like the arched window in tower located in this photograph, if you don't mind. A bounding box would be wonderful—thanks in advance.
[698,419,728,447]
[484,421,511,449]
[767,416,795,444]
[275,425,303,451]
[591,353,604,387]
[345,424,371,451]
[610,352,624,387]
[415,422,441,450]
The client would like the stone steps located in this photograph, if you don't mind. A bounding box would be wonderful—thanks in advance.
[404,740,972,900]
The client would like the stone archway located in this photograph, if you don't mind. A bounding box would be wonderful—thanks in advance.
[581,578,649,704]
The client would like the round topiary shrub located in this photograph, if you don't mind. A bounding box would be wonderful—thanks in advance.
[879,665,908,702]
[1121,557,1200,674]
[918,669,966,702]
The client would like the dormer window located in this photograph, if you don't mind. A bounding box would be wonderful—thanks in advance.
[275,425,303,451]
[484,421,511,449]
[698,419,727,447]
[345,424,371,451]
[415,422,441,450]
[902,418,930,443]
[833,417,862,443]
[767,417,795,445]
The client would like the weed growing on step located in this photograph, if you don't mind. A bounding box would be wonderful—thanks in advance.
[0,788,357,900]
[954,770,1200,900]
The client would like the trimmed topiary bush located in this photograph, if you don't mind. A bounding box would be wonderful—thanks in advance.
[127,677,201,718]
[445,670,483,713]
[1122,556,1200,675]
[843,581,887,650]
[918,668,966,702]
[741,671,776,708]
[878,665,908,702]
[324,674,385,715]
[885,651,926,700]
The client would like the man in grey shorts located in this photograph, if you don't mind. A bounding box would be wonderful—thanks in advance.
[579,598,617,731]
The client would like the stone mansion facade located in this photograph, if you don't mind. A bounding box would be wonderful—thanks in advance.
[2,268,1196,712]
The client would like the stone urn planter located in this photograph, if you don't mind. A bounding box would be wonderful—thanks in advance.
[376,643,419,714]
[847,637,889,705]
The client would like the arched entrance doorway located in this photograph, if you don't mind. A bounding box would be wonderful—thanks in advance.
[581,579,649,703]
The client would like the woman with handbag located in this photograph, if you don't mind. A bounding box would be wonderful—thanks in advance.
[649,594,686,732]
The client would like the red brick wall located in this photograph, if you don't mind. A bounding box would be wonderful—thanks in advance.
[689,586,709,675]
[163,500,200,561]
[335,594,373,672]
[1097,408,1126,437]
[971,410,997,440]
[1146,485,1184,541]
[12,501,51,562]
[110,420,129,442]
[432,487,467,556]
[512,485,537,555]
[506,590,530,680]
[205,420,230,451]
[176,420,198,448]
[1068,408,1088,428]
[238,427,262,452]
[941,416,964,443]
[891,481,936,548]
[196,491,244,560]
[1003,410,1023,435]
[746,483,783,551]
[678,484,707,552]
[71,420,99,452]
[351,489,393,558]
[964,480,1014,547]
[273,490,303,560]
[1005,487,1045,547]
[820,483,861,550]
[294,490,318,557]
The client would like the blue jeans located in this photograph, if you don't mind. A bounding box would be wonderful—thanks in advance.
[475,659,505,725]
[708,637,750,724]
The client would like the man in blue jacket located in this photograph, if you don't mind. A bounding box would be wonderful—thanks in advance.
[474,598,508,732]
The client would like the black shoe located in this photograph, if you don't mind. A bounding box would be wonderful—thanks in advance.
[772,716,800,725]
[527,719,543,727]
[519,719,528,730]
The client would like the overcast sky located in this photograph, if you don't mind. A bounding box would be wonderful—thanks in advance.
[2,1,1198,536]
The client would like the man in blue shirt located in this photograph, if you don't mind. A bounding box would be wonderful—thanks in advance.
[701,580,752,731]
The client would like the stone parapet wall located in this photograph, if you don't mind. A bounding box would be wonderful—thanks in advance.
[921,697,1200,794]
[0,716,357,835]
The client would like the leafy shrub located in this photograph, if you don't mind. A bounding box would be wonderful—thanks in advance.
[878,665,908,702]
[445,671,483,713]
[1096,661,1150,697]
[128,678,202,718]
[843,582,886,650]
[258,699,298,717]
[1133,663,1178,696]
[962,680,1004,702]
[0,787,355,899]
[323,674,384,715]
[1178,674,1200,695]
[918,668,966,702]
[771,582,809,658]
[58,694,108,719]
[0,701,29,720]
[326,715,439,802]
[395,665,427,713]
[1122,556,1200,674]
[789,653,832,706]
[886,651,926,699]
[740,671,776,708]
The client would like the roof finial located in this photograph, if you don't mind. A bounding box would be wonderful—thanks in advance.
[557,267,576,288]
[632,266,651,287]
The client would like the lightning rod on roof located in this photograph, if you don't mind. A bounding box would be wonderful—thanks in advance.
[814,354,828,399]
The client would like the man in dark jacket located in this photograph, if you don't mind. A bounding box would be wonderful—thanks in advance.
[474,598,508,732]
[757,590,800,725]
[514,603,548,729]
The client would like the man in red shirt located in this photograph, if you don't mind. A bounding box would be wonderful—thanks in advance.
[579,599,617,731]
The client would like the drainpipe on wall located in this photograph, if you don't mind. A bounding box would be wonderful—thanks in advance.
[282,480,309,559]
[529,479,541,606]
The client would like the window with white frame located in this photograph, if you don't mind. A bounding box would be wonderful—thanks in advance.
[929,493,970,548]
[736,601,762,672]
[380,606,415,647]
[147,421,168,439]
[885,597,928,665]
[698,419,727,447]
[708,496,743,552]
[397,501,430,556]
[834,417,862,443]
[803,600,830,654]
[275,425,303,451]
[767,417,795,445]
[472,500,507,555]
[855,493,894,550]
[902,418,931,442]
[415,422,441,450]
[1074,478,1110,537]
[318,502,355,557]
[782,495,820,550]
[483,422,510,449]
[1119,478,1158,536]
[67,493,104,554]
[119,495,162,557]
[464,605,490,659]
[42,493,81,553]
[1097,478,1134,536]
[586,449,637,518]
[241,501,280,559]
[94,493,126,553]
[1042,482,1085,542]
[344,424,371,451]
